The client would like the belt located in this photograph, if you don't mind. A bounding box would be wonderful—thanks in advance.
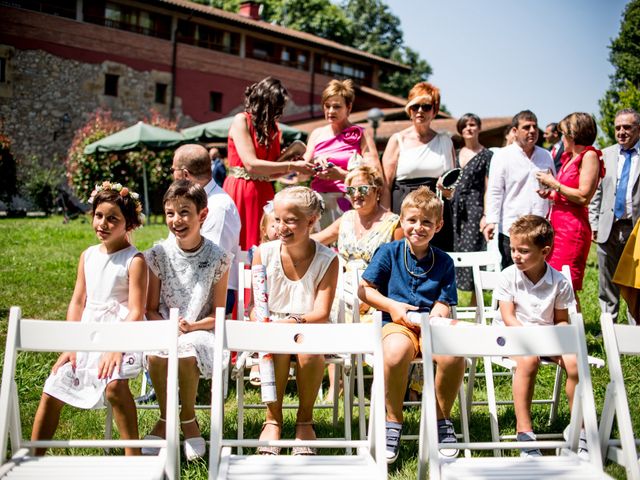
[228,166,270,182]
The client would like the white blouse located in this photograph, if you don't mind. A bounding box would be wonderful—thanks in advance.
[395,132,455,181]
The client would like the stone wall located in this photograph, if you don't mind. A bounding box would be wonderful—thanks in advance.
[0,46,184,168]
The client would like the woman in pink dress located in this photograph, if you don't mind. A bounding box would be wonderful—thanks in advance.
[536,112,605,299]
[225,77,314,250]
[304,79,380,229]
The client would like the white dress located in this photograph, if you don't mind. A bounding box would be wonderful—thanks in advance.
[144,237,232,378]
[260,239,336,320]
[43,245,143,409]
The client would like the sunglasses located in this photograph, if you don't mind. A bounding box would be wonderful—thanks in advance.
[409,103,433,113]
[346,185,375,197]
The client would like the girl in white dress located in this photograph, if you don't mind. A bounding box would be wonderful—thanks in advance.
[31,181,147,456]
[252,186,339,455]
[143,180,231,461]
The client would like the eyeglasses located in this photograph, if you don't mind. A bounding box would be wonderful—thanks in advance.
[345,185,375,197]
[409,103,433,113]
[615,124,639,132]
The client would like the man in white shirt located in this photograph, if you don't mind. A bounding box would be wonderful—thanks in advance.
[484,110,555,269]
[589,108,640,323]
[172,144,241,313]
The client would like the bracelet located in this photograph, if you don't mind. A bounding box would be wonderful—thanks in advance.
[286,162,292,173]
[553,182,561,192]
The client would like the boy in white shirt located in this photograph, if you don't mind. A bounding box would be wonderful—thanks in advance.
[493,215,584,457]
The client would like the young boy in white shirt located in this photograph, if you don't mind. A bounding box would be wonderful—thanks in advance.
[493,215,584,457]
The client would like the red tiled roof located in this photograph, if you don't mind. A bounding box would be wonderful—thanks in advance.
[156,0,410,70]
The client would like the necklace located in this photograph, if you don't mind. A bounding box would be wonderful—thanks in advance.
[181,237,204,253]
[403,239,435,278]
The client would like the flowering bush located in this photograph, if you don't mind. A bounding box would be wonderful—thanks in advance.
[66,109,177,213]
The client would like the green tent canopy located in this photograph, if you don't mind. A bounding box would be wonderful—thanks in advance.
[83,121,185,154]
[181,116,307,144]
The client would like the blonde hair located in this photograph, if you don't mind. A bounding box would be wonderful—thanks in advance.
[345,165,384,189]
[509,215,554,249]
[322,79,355,107]
[400,186,442,220]
[259,210,275,243]
[274,186,325,219]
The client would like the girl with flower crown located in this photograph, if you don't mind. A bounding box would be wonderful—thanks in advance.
[31,181,147,456]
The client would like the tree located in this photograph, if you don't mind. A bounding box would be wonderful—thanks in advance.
[598,0,640,147]
[342,0,403,59]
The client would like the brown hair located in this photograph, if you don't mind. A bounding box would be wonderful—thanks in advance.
[405,82,441,116]
[509,215,554,249]
[244,76,288,147]
[344,165,384,189]
[558,112,597,146]
[511,110,538,129]
[321,79,355,108]
[173,144,211,179]
[92,188,142,230]
[162,180,207,212]
[456,113,482,134]
[400,186,442,220]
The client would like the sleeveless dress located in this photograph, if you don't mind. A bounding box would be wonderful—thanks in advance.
[548,146,604,290]
[452,148,493,290]
[260,239,336,320]
[392,132,455,251]
[310,125,364,229]
[338,210,399,322]
[43,245,142,409]
[144,238,232,378]
[224,112,281,250]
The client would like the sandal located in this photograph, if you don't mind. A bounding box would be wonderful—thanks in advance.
[257,420,281,455]
[141,418,165,456]
[249,364,261,386]
[181,417,206,461]
[292,421,317,456]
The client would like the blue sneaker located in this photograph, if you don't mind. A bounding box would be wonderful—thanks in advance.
[437,418,459,458]
[518,431,542,457]
[385,421,402,463]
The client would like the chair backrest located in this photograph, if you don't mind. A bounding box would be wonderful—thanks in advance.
[338,260,363,324]
[237,261,253,321]
[447,250,501,271]
[560,265,578,316]
[209,308,387,477]
[419,311,603,477]
[472,269,501,324]
[0,306,180,479]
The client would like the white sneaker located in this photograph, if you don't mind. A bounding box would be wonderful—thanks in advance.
[183,436,206,461]
[517,431,542,457]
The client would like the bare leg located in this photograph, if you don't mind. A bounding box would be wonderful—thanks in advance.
[31,393,65,456]
[383,334,416,424]
[259,353,291,443]
[105,380,140,455]
[512,356,540,433]
[146,356,167,438]
[558,354,579,411]
[433,354,466,420]
[178,357,201,439]
[325,363,343,402]
[295,353,325,440]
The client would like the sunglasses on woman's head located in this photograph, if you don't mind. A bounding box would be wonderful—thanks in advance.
[346,185,375,197]
[409,103,433,113]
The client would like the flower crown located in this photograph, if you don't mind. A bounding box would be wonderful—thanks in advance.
[88,181,145,226]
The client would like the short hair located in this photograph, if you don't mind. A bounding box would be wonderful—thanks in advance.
[511,110,538,129]
[321,79,355,108]
[274,186,324,219]
[509,215,554,249]
[163,179,207,212]
[456,113,482,135]
[615,108,640,125]
[405,82,441,116]
[546,122,559,134]
[558,112,597,146]
[400,186,443,220]
[92,188,142,230]
[173,144,211,179]
[344,165,384,189]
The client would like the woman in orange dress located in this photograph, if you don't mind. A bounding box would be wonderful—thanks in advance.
[224,77,314,250]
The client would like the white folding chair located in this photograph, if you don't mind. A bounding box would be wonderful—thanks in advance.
[599,313,640,479]
[209,307,387,480]
[418,312,610,480]
[0,306,180,480]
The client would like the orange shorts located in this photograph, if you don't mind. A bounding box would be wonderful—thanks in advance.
[382,322,422,359]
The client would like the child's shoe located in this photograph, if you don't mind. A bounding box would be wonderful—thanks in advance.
[437,418,459,458]
[517,431,542,457]
[385,421,402,463]
[563,425,589,460]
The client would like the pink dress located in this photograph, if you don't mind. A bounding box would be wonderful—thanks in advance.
[548,146,604,290]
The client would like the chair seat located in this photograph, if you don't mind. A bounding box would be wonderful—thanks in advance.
[220,452,381,480]
[440,455,610,479]
[0,455,166,479]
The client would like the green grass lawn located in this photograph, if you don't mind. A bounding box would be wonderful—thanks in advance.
[0,215,637,479]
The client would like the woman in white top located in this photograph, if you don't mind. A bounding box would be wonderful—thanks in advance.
[381,82,456,251]
[252,186,339,455]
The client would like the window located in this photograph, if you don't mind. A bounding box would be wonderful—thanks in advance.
[104,74,118,96]
[177,20,240,55]
[0,58,6,84]
[209,91,222,113]
[86,2,171,40]
[155,83,167,104]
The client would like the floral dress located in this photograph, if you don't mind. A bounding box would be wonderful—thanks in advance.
[144,237,232,378]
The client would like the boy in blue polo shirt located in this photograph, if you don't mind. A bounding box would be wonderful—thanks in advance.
[359,186,465,463]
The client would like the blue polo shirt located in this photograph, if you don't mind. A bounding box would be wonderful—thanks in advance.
[362,239,457,324]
